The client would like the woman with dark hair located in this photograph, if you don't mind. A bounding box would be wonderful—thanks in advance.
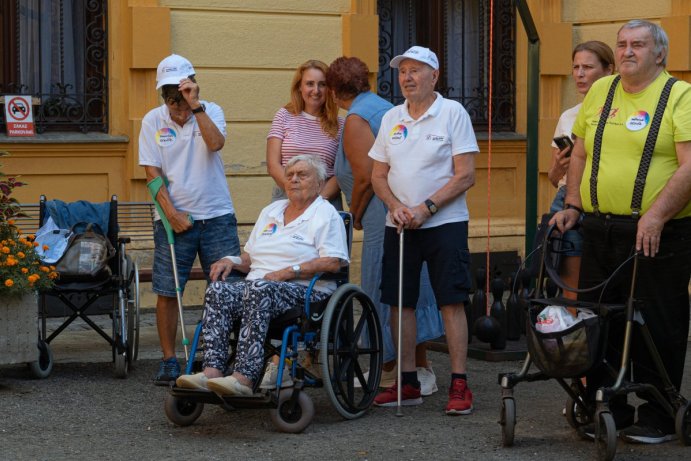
[266,60,344,209]
[326,56,444,394]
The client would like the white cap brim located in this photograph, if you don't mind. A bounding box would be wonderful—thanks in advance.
[156,76,184,89]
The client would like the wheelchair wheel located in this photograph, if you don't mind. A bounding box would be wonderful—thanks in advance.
[164,393,204,427]
[114,351,128,378]
[269,388,315,433]
[28,339,53,379]
[126,258,140,362]
[595,411,617,461]
[500,397,516,447]
[319,284,382,420]
[675,400,691,446]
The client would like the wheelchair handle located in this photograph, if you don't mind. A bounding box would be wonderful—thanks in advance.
[146,176,194,244]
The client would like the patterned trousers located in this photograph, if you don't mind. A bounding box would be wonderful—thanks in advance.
[202,279,329,384]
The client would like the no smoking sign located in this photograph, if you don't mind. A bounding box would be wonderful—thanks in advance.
[4,95,35,136]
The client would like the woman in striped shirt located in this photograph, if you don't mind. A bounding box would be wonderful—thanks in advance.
[267,59,344,210]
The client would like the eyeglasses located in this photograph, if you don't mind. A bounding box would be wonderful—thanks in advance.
[165,93,184,106]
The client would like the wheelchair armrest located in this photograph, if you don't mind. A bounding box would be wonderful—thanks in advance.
[304,273,323,318]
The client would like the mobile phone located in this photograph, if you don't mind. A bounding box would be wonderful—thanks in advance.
[553,135,573,157]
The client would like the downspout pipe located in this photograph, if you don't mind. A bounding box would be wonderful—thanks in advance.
[515,0,540,254]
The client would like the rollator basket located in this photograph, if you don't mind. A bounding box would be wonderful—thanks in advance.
[526,305,605,379]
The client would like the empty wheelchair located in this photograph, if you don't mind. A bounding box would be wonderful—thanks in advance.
[35,195,140,378]
[164,212,383,432]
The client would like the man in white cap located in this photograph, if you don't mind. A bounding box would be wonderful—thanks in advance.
[369,46,478,414]
[139,54,242,385]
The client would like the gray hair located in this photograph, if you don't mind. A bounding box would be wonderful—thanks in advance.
[285,154,327,184]
[619,19,669,67]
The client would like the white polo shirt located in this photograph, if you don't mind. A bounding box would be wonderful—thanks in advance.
[138,101,234,220]
[368,92,478,228]
[244,196,349,294]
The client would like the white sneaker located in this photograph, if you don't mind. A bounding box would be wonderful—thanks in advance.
[417,364,438,396]
[259,362,294,389]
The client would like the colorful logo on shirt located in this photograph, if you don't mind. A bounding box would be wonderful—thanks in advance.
[156,127,177,147]
[389,124,408,145]
[625,111,650,131]
[261,223,278,236]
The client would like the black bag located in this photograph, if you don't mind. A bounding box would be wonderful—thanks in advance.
[55,223,115,280]
[526,304,605,378]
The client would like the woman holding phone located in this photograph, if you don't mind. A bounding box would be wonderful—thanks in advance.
[548,41,614,300]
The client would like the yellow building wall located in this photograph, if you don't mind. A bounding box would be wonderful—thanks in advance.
[2,1,688,308]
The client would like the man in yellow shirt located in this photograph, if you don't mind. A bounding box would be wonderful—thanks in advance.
[552,19,691,444]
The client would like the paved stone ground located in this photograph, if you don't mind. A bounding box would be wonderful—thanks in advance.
[0,308,689,460]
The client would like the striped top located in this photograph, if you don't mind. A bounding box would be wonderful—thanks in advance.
[267,108,344,177]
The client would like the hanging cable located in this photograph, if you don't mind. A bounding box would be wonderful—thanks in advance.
[485,0,495,315]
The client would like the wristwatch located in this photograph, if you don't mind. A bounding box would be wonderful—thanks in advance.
[292,264,301,279]
[191,104,205,114]
[424,199,438,215]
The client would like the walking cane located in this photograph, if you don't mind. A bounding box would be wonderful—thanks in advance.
[147,176,191,361]
[396,228,404,417]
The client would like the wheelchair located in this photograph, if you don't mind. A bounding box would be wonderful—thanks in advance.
[164,212,384,433]
[35,195,140,378]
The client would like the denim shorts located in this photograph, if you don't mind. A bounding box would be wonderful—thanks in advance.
[380,222,472,307]
[549,186,583,257]
[153,213,241,297]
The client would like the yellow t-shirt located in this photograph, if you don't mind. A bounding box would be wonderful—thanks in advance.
[573,71,691,218]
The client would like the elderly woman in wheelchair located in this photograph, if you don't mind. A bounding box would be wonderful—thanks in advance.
[176,154,348,395]
[166,154,383,431]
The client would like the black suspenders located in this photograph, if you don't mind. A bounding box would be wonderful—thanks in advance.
[589,76,678,218]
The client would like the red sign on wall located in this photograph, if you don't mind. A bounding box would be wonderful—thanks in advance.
[4,95,35,137]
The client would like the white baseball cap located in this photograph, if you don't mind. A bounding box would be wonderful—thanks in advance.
[156,54,196,89]
[390,46,439,70]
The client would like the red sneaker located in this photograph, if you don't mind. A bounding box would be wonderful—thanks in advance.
[445,378,473,415]
[373,382,422,407]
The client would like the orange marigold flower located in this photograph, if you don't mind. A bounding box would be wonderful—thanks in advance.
[33,241,39,247]
[42,244,50,251]
[28,274,40,283]
[6,258,17,266]
[27,234,35,240]
[17,251,25,258]
[50,266,56,271]
[39,266,50,273]
[21,268,28,274]
[1,247,9,254]
[4,279,13,287]
[7,219,14,225]
[49,272,59,279]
